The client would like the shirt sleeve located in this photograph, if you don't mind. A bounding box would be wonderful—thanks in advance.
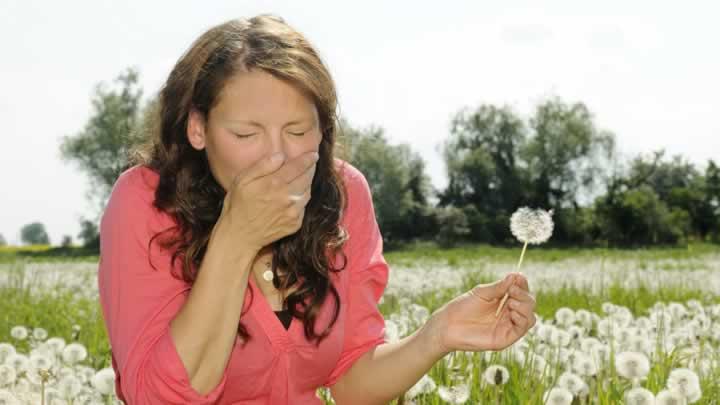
[322,165,390,388]
[97,168,228,404]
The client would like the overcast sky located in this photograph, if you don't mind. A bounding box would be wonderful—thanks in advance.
[1,1,718,245]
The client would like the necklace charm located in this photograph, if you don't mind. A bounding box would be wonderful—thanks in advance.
[262,261,273,281]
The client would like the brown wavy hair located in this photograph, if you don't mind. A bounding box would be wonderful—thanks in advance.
[127,14,351,347]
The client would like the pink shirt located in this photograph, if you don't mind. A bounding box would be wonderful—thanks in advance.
[97,159,390,404]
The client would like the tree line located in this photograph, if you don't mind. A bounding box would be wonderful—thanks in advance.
[6,68,717,249]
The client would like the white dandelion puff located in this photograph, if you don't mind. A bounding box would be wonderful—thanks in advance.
[615,351,650,380]
[482,365,510,386]
[0,390,20,405]
[666,368,701,401]
[10,326,28,341]
[406,374,436,399]
[655,389,688,405]
[510,207,554,245]
[437,383,470,404]
[5,353,29,374]
[57,375,83,399]
[497,207,554,317]
[61,343,88,365]
[624,387,655,404]
[45,337,67,355]
[557,371,588,397]
[90,367,117,395]
[32,327,48,341]
[543,387,573,405]
[0,343,16,364]
[0,364,18,386]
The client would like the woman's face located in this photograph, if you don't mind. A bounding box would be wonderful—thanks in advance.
[187,68,322,192]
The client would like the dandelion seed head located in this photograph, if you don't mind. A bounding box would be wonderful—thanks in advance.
[482,364,510,386]
[10,326,28,341]
[61,343,88,365]
[624,387,655,405]
[437,383,469,404]
[0,343,16,364]
[509,207,554,244]
[91,367,117,395]
[666,368,701,400]
[32,327,48,341]
[615,351,650,380]
[0,364,17,386]
[655,389,688,405]
[543,387,573,405]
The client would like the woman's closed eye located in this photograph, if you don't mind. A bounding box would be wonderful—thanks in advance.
[233,131,307,138]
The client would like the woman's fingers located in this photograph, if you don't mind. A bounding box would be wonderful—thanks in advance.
[508,285,535,305]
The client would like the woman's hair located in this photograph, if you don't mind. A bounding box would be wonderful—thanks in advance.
[128,14,351,347]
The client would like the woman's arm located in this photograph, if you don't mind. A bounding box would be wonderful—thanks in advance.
[329,314,446,405]
[170,219,257,395]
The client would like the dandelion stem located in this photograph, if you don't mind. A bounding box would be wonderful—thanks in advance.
[495,241,528,317]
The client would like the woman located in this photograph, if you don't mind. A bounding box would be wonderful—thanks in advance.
[97,14,537,404]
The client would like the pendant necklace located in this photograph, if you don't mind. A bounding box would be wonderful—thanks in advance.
[262,260,273,282]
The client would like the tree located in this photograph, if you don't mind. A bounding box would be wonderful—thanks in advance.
[61,235,73,248]
[522,97,616,210]
[439,104,528,243]
[20,222,50,245]
[77,219,100,250]
[338,117,436,245]
[59,67,147,249]
[0,233,6,246]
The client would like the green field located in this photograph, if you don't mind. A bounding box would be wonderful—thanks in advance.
[0,243,718,404]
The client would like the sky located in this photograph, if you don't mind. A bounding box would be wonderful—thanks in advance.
[1,1,718,246]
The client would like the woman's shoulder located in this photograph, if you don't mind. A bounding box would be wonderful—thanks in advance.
[103,164,167,224]
[332,157,374,226]
[332,157,368,193]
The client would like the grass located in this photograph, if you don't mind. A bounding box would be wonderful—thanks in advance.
[0,243,718,403]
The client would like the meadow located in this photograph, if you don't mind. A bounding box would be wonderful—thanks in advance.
[0,242,718,404]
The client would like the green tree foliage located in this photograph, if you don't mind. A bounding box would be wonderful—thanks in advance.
[439,105,528,243]
[20,222,50,245]
[59,67,146,249]
[338,117,436,247]
[0,233,6,246]
[440,98,616,244]
[59,67,144,208]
